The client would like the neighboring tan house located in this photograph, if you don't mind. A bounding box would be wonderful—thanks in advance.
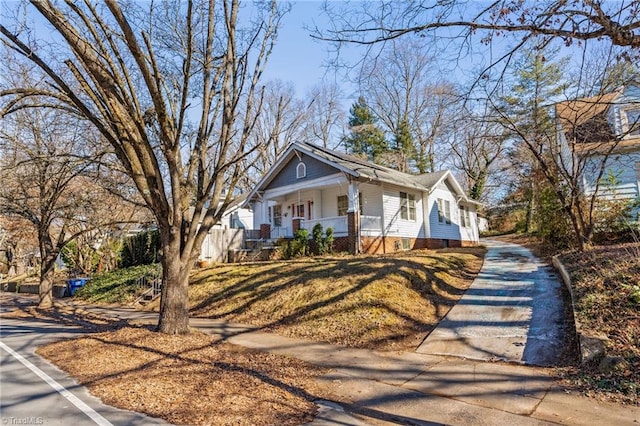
[245,141,481,254]
[556,83,640,220]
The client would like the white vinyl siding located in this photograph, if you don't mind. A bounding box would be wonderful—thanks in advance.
[359,183,383,217]
[429,186,462,240]
[382,185,425,238]
[460,204,480,243]
[582,152,640,200]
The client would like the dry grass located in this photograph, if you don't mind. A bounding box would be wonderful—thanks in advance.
[145,247,485,351]
[37,327,327,425]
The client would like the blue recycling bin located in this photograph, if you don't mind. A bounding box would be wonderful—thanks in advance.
[66,278,89,296]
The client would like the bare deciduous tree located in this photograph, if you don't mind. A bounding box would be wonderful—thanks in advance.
[0,104,139,307]
[357,39,458,173]
[315,1,640,50]
[450,105,508,202]
[303,81,345,148]
[0,0,286,333]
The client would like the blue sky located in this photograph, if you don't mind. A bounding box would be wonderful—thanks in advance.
[261,1,359,100]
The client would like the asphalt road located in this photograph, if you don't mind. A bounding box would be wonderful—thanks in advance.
[0,311,167,426]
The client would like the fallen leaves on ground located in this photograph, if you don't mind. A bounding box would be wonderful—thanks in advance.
[37,326,327,425]
[558,242,640,406]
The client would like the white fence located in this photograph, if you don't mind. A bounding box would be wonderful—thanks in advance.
[200,227,248,263]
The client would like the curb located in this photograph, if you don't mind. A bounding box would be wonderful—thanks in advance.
[552,255,608,364]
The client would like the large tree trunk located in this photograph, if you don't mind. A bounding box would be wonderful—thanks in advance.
[38,232,57,308]
[157,234,190,334]
[38,256,56,308]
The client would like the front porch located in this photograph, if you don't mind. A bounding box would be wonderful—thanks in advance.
[261,214,383,242]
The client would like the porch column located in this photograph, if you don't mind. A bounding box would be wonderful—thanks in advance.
[259,198,270,239]
[292,218,301,234]
[347,180,360,254]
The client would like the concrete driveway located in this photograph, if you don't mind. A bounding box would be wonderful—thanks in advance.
[417,239,571,366]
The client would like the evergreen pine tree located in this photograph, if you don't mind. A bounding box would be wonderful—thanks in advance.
[343,97,388,161]
[392,119,417,173]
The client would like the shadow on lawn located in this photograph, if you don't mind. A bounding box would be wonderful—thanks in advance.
[187,248,485,350]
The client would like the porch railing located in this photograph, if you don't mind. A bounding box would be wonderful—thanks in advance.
[301,216,348,236]
[270,226,290,239]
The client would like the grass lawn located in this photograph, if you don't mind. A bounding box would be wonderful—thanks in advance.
[148,247,486,351]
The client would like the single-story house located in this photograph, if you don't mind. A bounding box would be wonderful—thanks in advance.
[556,83,640,220]
[245,142,481,254]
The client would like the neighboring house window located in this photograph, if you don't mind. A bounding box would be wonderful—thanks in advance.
[459,205,471,227]
[437,198,451,224]
[400,192,416,221]
[337,193,363,216]
[296,162,306,179]
[626,109,640,136]
[272,205,282,227]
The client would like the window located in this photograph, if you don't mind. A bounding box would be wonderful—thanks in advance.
[296,162,306,179]
[296,203,305,218]
[337,194,363,216]
[400,192,416,221]
[272,205,282,227]
[459,205,470,227]
[626,109,640,136]
[437,198,451,224]
[337,195,348,216]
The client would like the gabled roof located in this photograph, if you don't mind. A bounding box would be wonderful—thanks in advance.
[246,141,480,205]
[556,84,640,150]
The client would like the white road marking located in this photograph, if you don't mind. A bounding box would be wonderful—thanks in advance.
[0,341,113,426]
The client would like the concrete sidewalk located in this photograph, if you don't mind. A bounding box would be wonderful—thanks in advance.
[42,297,639,426]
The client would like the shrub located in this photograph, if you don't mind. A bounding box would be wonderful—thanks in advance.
[75,263,161,303]
[61,240,100,275]
[119,229,161,268]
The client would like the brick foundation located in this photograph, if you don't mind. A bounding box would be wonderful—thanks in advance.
[324,235,478,255]
[347,212,358,254]
[259,224,271,239]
